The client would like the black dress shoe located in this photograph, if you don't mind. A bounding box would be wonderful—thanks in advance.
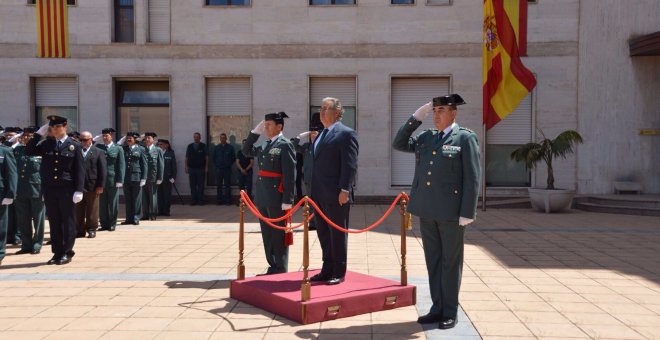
[132,221,139,225]
[15,249,32,255]
[438,317,456,329]
[47,256,59,265]
[67,250,75,258]
[120,221,132,225]
[31,249,40,255]
[326,277,344,285]
[87,231,96,238]
[56,255,71,265]
[109,226,116,231]
[310,273,330,282]
[417,313,443,324]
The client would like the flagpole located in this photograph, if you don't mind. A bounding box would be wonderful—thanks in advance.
[482,123,487,211]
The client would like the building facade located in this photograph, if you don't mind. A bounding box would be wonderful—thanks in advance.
[1,0,658,197]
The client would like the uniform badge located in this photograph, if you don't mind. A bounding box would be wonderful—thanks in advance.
[442,145,461,152]
[269,148,281,155]
[69,145,75,151]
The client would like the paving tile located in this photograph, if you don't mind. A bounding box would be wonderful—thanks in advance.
[43,331,106,340]
[525,322,589,338]
[98,331,160,340]
[165,318,223,332]
[62,318,124,331]
[577,324,646,340]
[561,312,623,326]
[114,318,175,331]
[471,321,533,337]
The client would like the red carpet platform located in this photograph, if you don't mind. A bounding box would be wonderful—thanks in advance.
[230,270,416,324]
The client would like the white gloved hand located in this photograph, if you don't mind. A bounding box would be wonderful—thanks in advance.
[116,182,123,188]
[73,192,83,204]
[281,203,292,211]
[169,178,175,184]
[1,198,14,205]
[92,135,101,142]
[297,131,311,140]
[459,217,474,227]
[8,133,23,144]
[412,102,433,121]
[156,180,162,185]
[118,136,126,145]
[139,179,146,187]
[251,120,266,135]
[36,123,49,136]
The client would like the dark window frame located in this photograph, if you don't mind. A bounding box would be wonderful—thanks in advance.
[28,0,76,5]
[309,0,357,5]
[205,0,251,5]
[114,0,135,43]
[391,0,414,4]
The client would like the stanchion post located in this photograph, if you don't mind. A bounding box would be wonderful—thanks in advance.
[238,192,246,280]
[399,193,408,286]
[301,198,311,301]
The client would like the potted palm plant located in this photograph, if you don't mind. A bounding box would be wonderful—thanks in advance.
[510,130,583,213]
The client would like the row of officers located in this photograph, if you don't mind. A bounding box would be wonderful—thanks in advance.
[0,117,176,267]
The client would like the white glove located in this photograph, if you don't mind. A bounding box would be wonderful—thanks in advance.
[412,102,433,121]
[116,182,123,188]
[297,131,311,140]
[8,133,23,144]
[118,136,126,145]
[36,123,49,136]
[1,198,13,205]
[92,135,101,142]
[169,178,175,184]
[251,120,266,135]
[156,180,162,185]
[281,203,292,211]
[73,192,83,204]
[139,179,146,187]
[459,217,474,226]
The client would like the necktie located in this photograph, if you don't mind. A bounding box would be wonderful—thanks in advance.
[315,129,328,152]
[265,140,272,149]
[438,131,445,143]
[57,140,63,149]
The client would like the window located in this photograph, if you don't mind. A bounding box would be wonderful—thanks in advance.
[28,0,75,5]
[206,0,250,5]
[116,81,170,140]
[392,0,414,4]
[426,0,450,5]
[114,0,134,43]
[309,77,356,130]
[33,77,78,133]
[148,0,170,43]
[485,92,533,187]
[310,0,356,5]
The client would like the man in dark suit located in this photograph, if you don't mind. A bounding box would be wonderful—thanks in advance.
[26,115,85,265]
[157,139,177,216]
[310,98,359,285]
[392,94,480,330]
[242,112,296,275]
[75,131,107,239]
[96,128,125,231]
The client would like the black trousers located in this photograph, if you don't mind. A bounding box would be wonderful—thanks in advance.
[44,186,76,258]
[314,202,349,278]
[215,168,232,204]
[238,170,253,198]
[158,181,173,214]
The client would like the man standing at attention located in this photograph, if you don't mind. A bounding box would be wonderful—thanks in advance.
[157,139,177,216]
[392,94,480,330]
[242,112,296,275]
[75,131,107,239]
[212,133,235,205]
[96,128,125,232]
[142,132,164,221]
[310,98,359,285]
[0,136,17,266]
[121,132,147,225]
[186,132,207,205]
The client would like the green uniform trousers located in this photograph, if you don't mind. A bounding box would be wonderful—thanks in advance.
[7,206,20,244]
[142,182,158,220]
[258,206,289,274]
[419,217,465,318]
[15,197,45,252]
[99,187,119,230]
[123,182,142,223]
[0,205,8,260]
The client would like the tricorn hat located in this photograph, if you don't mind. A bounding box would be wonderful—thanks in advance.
[265,112,289,125]
[432,94,466,107]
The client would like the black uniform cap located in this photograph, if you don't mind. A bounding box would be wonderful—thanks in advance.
[4,127,23,133]
[433,94,466,107]
[265,112,289,125]
[158,139,170,145]
[126,131,140,138]
[144,132,158,138]
[47,115,68,126]
[23,126,39,133]
[68,131,80,138]
[102,128,116,134]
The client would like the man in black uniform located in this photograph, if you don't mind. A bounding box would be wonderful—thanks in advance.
[235,139,254,200]
[26,116,84,265]
[186,132,208,205]
[157,139,177,216]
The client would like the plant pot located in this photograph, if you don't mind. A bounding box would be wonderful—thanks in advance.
[527,188,575,213]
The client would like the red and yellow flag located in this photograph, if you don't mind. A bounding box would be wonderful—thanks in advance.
[482,0,536,130]
[35,0,69,58]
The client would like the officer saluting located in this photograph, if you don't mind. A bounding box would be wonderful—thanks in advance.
[392,94,480,330]
[242,112,296,275]
[96,128,125,231]
[14,127,45,255]
[26,115,84,265]
[120,132,147,225]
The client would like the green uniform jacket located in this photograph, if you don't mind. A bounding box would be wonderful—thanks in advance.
[292,137,314,189]
[123,144,148,182]
[145,145,164,183]
[14,145,42,199]
[242,133,296,208]
[163,149,177,181]
[96,143,125,188]
[0,145,18,200]
[392,116,480,220]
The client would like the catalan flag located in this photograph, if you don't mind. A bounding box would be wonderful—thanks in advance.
[35,0,69,58]
[482,0,536,130]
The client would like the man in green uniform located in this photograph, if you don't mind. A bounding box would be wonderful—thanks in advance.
[157,139,177,216]
[142,132,164,221]
[0,140,18,266]
[292,112,322,230]
[392,94,480,330]
[96,128,125,231]
[5,127,23,246]
[242,112,296,275]
[121,132,147,225]
[14,127,45,255]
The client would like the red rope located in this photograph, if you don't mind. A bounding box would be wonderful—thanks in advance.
[240,191,313,231]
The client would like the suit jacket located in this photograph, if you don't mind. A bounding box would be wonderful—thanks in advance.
[392,116,480,220]
[163,149,177,181]
[123,144,148,183]
[81,145,107,193]
[96,142,125,188]
[0,145,18,200]
[144,145,164,182]
[310,122,359,205]
[292,137,315,189]
[25,134,84,192]
[242,132,296,208]
[14,145,42,199]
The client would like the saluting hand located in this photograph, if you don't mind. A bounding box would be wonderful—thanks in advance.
[36,123,49,136]
[412,102,433,121]
[251,120,266,135]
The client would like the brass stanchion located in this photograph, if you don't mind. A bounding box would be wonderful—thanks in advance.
[399,194,408,286]
[301,198,311,301]
[238,192,246,280]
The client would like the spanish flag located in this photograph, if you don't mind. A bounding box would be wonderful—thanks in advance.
[482,0,536,130]
[35,0,69,58]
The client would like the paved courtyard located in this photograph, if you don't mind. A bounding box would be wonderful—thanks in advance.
[1,203,659,339]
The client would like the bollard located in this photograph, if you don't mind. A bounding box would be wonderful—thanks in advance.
[399,194,408,286]
[301,198,311,301]
[238,192,246,280]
